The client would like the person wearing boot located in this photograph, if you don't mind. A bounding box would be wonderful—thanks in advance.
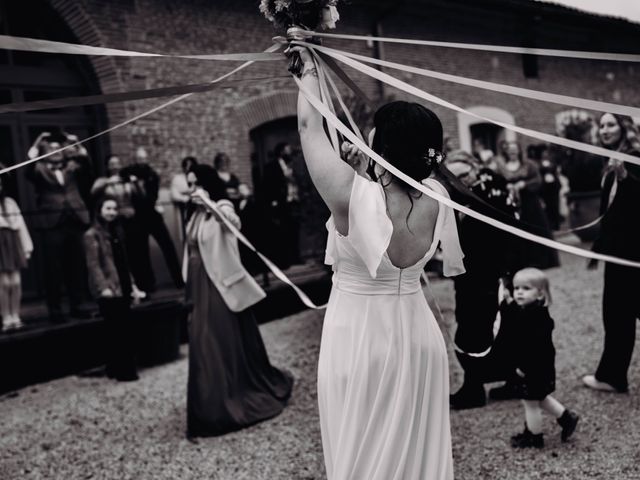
[503,268,579,448]
[444,151,524,409]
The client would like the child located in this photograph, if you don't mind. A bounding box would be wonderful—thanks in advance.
[0,171,33,331]
[501,267,579,448]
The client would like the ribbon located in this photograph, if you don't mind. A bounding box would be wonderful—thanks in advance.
[0,34,282,61]
[294,75,640,269]
[311,44,640,119]
[195,191,327,310]
[0,75,290,114]
[305,31,640,63]
[297,42,640,169]
[0,44,281,177]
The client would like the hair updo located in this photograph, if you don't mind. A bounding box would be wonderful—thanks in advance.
[372,101,443,189]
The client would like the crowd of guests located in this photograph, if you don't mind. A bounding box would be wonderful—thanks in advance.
[1,131,308,327]
[444,113,640,451]
[1,108,639,461]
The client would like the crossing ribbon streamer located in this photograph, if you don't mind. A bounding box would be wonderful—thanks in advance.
[305,30,640,63]
[0,75,290,114]
[0,43,282,177]
[293,42,640,169]
[195,191,327,310]
[309,44,640,119]
[294,75,640,269]
[0,34,282,61]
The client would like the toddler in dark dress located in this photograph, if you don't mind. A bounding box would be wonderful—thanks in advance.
[501,268,579,448]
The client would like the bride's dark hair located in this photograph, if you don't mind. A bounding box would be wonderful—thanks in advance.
[370,101,444,228]
[371,100,443,189]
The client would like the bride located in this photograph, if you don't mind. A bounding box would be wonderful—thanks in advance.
[292,46,465,479]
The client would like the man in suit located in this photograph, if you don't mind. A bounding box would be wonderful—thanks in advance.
[261,142,302,270]
[26,132,92,323]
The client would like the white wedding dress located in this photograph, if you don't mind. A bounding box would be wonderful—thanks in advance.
[318,173,465,480]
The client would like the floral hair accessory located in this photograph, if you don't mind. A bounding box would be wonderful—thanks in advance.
[425,148,445,166]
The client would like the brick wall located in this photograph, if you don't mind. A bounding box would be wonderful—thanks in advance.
[48,0,640,187]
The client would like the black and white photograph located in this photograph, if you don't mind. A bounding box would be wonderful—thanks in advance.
[1,0,640,478]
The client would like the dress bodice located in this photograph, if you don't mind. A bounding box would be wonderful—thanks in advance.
[325,173,464,296]
[329,233,436,295]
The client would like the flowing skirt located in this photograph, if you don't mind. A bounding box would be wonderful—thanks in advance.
[318,287,453,480]
[186,252,293,437]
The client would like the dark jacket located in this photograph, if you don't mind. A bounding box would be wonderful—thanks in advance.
[500,300,556,399]
[262,159,293,207]
[120,163,160,215]
[25,160,90,229]
[593,153,640,261]
[84,222,132,299]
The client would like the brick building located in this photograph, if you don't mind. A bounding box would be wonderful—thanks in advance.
[1,0,639,296]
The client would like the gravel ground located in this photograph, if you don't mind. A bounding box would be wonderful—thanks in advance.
[1,251,639,479]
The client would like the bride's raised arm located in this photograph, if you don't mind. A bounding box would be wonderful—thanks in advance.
[292,46,354,223]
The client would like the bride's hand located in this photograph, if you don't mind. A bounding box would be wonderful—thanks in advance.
[341,141,366,170]
[285,45,314,69]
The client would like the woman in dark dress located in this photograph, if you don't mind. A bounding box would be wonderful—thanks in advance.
[184,165,293,439]
[496,141,559,269]
[583,113,640,394]
[84,195,138,382]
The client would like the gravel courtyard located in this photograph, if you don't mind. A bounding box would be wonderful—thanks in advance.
[1,251,639,479]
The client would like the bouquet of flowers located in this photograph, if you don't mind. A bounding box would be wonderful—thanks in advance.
[260,0,342,75]
[260,0,341,32]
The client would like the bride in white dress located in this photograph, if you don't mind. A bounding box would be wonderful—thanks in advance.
[293,47,465,480]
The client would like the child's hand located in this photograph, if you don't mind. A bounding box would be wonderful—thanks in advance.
[498,278,513,303]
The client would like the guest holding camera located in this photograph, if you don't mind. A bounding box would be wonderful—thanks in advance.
[26,131,91,323]
[121,147,184,292]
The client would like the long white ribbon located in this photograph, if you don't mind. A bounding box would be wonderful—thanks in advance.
[0,34,282,61]
[297,42,640,169]
[294,75,640,269]
[306,31,640,63]
[0,44,281,177]
[195,191,327,310]
[310,44,640,118]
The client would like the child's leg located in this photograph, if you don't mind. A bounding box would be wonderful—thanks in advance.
[522,399,544,434]
[0,272,10,324]
[544,395,580,441]
[7,271,21,319]
[541,395,565,418]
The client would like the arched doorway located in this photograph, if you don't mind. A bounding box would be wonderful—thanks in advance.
[250,117,329,262]
[0,0,108,298]
[457,106,516,155]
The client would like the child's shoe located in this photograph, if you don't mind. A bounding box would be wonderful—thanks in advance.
[557,409,579,442]
[511,424,544,449]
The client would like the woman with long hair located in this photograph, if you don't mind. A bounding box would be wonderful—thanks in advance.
[292,46,465,479]
[583,113,640,393]
[184,164,293,439]
[84,195,139,381]
[495,140,559,269]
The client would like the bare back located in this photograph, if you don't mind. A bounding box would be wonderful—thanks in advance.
[384,187,440,268]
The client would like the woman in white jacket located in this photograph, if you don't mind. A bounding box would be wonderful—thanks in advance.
[183,164,293,440]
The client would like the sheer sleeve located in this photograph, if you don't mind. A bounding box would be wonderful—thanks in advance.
[348,173,393,278]
[423,178,465,277]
